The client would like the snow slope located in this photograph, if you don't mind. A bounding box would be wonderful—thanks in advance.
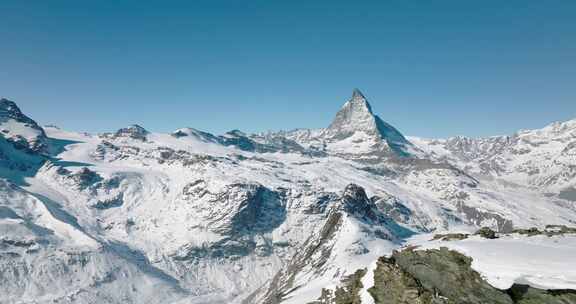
[0,90,574,303]
[408,233,576,290]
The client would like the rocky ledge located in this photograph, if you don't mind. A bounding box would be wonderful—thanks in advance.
[311,247,576,304]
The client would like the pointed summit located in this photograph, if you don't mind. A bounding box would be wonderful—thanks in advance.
[325,89,413,157]
[351,88,366,101]
[0,98,48,153]
[1,98,27,120]
[327,89,374,134]
[349,88,374,115]
[327,89,378,136]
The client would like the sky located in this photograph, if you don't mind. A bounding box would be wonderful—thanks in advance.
[1,1,575,138]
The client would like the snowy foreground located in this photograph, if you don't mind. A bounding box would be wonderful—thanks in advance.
[410,234,576,290]
[1,91,576,303]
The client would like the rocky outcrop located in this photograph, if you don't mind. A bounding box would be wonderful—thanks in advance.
[363,247,576,304]
[174,183,287,260]
[245,207,345,304]
[507,284,576,304]
[309,269,367,304]
[0,98,48,154]
[369,247,513,303]
[113,124,149,141]
[217,129,310,154]
[245,184,414,304]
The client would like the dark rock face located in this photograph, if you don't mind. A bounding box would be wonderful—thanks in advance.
[246,184,417,304]
[218,130,260,151]
[372,195,413,224]
[432,233,470,241]
[72,167,103,189]
[366,247,576,304]
[507,284,576,304]
[340,184,414,239]
[341,184,383,223]
[113,124,149,141]
[456,202,514,233]
[247,210,346,304]
[175,183,287,260]
[310,269,367,304]
[217,130,307,154]
[369,255,435,303]
[370,248,513,304]
[92,194,124,209]
[325,89,414,157]
[227,184,287,235]
[304,193,338,214]
[476,227,498,239]
[0,98,48,154]
[512,225,576,237]
[394,248,512,304]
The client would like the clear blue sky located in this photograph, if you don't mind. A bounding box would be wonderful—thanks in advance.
[1,1,575,138]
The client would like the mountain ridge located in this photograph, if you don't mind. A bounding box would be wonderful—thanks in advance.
[0,91,575,303]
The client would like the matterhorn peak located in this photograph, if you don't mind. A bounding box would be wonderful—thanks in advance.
[324,89,413,157]
[349,88,374,114]
[327,89,375,134]
[351,88,367,101]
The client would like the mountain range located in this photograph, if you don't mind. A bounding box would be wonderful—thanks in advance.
[0,91,575,304]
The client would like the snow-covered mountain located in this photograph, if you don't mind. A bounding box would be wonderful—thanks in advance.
[410,118,576,196]
[0,91,575,304]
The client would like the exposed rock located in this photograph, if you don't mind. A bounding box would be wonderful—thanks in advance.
[476,227,498,239]
[512,225,576,237]
[0,98,48,154]
[113,124,149,141]
[174,183,287,261]
[309,268,367,304]
[91,193,124,209]
[324,89,413,157]
[507,284,576,304]
[67,167,103,190]
[217,129,309,154]
[372,194,413,225]
[370,248,513,303]
[512,227,543,236]
[432,233,469,241]
[456,202,514,233]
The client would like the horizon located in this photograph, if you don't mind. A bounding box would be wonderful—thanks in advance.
[3,88,573,140]
[2,1,575,137]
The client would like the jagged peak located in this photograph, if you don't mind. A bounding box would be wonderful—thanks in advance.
[342,183,368,200]
[225,129,248,137]
[0,98,48,154]
[351,88,367,101]
[128,124,147,131]
[0,98,24,116]
[327,89,375,134]
[347,88,373,113]
[324,90,413,157]
[0,97,17,107]
[114,124,149,140]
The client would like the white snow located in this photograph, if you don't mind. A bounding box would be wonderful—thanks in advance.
[409,233,576,290]
[0,96,575,303]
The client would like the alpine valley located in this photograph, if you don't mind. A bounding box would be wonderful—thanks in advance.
[1,90,575,304]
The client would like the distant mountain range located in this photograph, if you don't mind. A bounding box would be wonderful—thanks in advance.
[0,91,575,303]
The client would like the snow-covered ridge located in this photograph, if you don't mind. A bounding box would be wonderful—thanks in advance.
[0,91,575,303]
[409,116,576,192]
[0,98,48,154]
